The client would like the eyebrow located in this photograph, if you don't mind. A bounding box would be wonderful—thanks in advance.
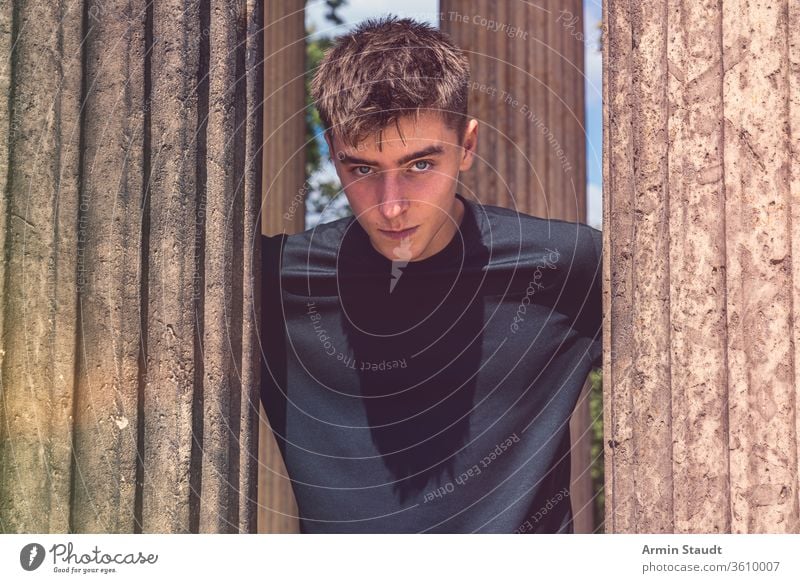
[338,144,446,167]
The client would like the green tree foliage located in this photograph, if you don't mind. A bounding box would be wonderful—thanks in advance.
[305,35,332,179]
[589,368,605,532]
[305,1,352,226]
[323,0,348,26]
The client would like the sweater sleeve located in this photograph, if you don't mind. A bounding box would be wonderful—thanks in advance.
[260,233,289,454]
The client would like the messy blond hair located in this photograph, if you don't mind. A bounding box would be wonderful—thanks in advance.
[310,16,471,150]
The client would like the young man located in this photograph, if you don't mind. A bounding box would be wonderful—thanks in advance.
[261,16,602,533]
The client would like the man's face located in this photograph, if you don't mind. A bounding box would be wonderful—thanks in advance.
[326,111,478,262]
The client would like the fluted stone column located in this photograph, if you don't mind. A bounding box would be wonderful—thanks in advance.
[604,0,800,532]
[258,0,304,534]
[0,0,265,533]
[262,1,306,237]
[439,0,587,220]
[440,0,595,533]
[0,0,83,534]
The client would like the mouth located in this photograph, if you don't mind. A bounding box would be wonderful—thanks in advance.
[379,226,419,240]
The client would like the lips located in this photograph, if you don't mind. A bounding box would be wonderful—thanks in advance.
[379,226,418,240]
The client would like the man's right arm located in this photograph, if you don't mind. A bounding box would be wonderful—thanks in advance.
[259,233,289,450]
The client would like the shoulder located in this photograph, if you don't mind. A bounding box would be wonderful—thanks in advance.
[466,198,601,265]
[261,216,357,276]
[262,215,355,250]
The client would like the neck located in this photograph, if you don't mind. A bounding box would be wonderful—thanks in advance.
[411,194,465,262]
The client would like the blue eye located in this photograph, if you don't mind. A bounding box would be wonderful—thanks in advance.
[355,166,372,176]
[411,160,433,172]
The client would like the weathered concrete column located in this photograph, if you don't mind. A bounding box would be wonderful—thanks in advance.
[439,0,587,220]
[440,0,596,533]
[262,1,306,237]
[258,0,304,534]
[0,0,83,534]
[0,0,265,533]
[604,0,800,532]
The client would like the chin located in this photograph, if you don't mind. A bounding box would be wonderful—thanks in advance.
[374,237,420,261]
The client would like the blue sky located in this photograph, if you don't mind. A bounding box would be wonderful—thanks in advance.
[305,0,603,229]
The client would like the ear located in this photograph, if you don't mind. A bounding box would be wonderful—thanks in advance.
[458,119,478,172]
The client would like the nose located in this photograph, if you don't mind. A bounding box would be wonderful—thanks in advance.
[377,171,408,221]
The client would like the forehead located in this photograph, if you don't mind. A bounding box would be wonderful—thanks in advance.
[332,111,457,157]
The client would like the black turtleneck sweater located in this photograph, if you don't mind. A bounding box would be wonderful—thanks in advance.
[260,192,602,533]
